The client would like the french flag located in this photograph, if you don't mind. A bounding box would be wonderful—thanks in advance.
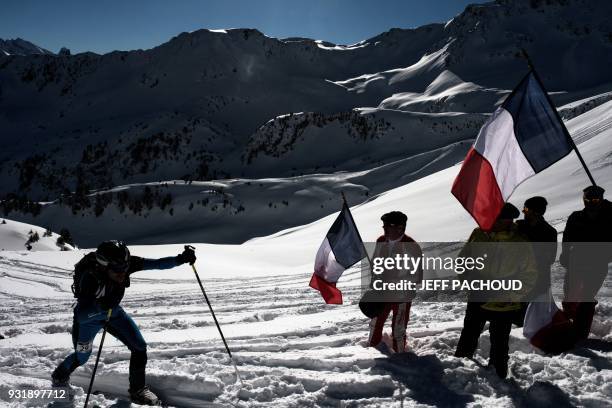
[452,71,573,230]
[309,202,367,304]
[523,295,575,353]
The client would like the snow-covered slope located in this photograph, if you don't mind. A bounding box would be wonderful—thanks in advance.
[0,218,71,251]
[376,70,509,113]
[255,98,612,246]
[1,0,611,238]
[0,38,53,56]
[0,139,470,247]
[1,98,611,407]
[2,92,608,247]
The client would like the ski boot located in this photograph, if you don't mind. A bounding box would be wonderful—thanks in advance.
[129,386,161,406]
[51,372,70,388]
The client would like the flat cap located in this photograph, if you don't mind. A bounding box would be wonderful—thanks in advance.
[381,211,407,226]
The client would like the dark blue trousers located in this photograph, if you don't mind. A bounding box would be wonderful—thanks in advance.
[53,304,147,390]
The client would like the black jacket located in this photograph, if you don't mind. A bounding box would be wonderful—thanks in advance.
[562,200,612,242]
[516,218,558,296]
[560,199,612,268]
[75,254,181,309]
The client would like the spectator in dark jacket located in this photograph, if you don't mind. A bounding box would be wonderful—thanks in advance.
[561,185,612,340]
[516,196,558,298]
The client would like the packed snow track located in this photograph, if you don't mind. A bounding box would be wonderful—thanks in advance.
[0,254,611,407]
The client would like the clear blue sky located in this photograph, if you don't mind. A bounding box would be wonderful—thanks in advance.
[1,0,488,54]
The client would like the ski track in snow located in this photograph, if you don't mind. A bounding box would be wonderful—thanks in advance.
[0,256,611,408]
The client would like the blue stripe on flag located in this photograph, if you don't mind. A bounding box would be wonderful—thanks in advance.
[502,72,572,172]
[326,204,367,268]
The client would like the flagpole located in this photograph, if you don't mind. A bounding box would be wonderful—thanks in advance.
[520,49,597,186]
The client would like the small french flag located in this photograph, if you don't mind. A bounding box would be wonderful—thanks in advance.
[452,71,573,230]
[523,294,575,353]
[309,202,367,304]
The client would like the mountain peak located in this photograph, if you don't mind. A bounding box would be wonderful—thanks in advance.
[0,38,54,56]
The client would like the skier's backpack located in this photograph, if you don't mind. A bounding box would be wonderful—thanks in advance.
[72,252,99,297]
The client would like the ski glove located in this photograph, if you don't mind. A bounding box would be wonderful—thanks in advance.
[177,247,197,265]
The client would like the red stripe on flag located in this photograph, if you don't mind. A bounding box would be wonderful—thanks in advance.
[451,148,504,231]
[530,310,575,353]
[309,274,343,304]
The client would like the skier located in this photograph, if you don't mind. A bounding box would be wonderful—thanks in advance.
[368,211,422,353]
[51,240,196,405]
[560,185,612,341]
[454,203,537,378]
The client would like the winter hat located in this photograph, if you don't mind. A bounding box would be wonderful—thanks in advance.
[524,196,548,215]
[497,203,520,220]
[583,185,605,199]
[381,211,407,226]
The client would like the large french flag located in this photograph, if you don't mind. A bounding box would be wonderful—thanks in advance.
[309,202,367,304]
[452,71,573,230]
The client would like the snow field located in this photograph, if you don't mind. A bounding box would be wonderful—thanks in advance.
[1,252,611,407]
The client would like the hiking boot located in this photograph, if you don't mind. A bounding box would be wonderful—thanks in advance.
[489,359,508,379]
[454,350,474,358]
[129,386,160,406]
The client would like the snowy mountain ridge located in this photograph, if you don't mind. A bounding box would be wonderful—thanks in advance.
[1,0,612,245]
[0,38,53,56]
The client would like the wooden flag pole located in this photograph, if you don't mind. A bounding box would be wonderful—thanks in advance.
[520,49,597,186]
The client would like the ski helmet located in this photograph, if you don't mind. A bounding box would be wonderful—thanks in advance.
[96,240,130,272]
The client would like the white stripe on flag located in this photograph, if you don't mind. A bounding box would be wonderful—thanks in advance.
[523,292,557,340]
[473,107,535,199]
[314,237,345,283]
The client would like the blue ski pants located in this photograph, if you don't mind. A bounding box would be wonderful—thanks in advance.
[53,303,147,390]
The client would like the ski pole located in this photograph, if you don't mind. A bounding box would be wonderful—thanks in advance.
[83,308,113,408]
[185,246,243,384]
